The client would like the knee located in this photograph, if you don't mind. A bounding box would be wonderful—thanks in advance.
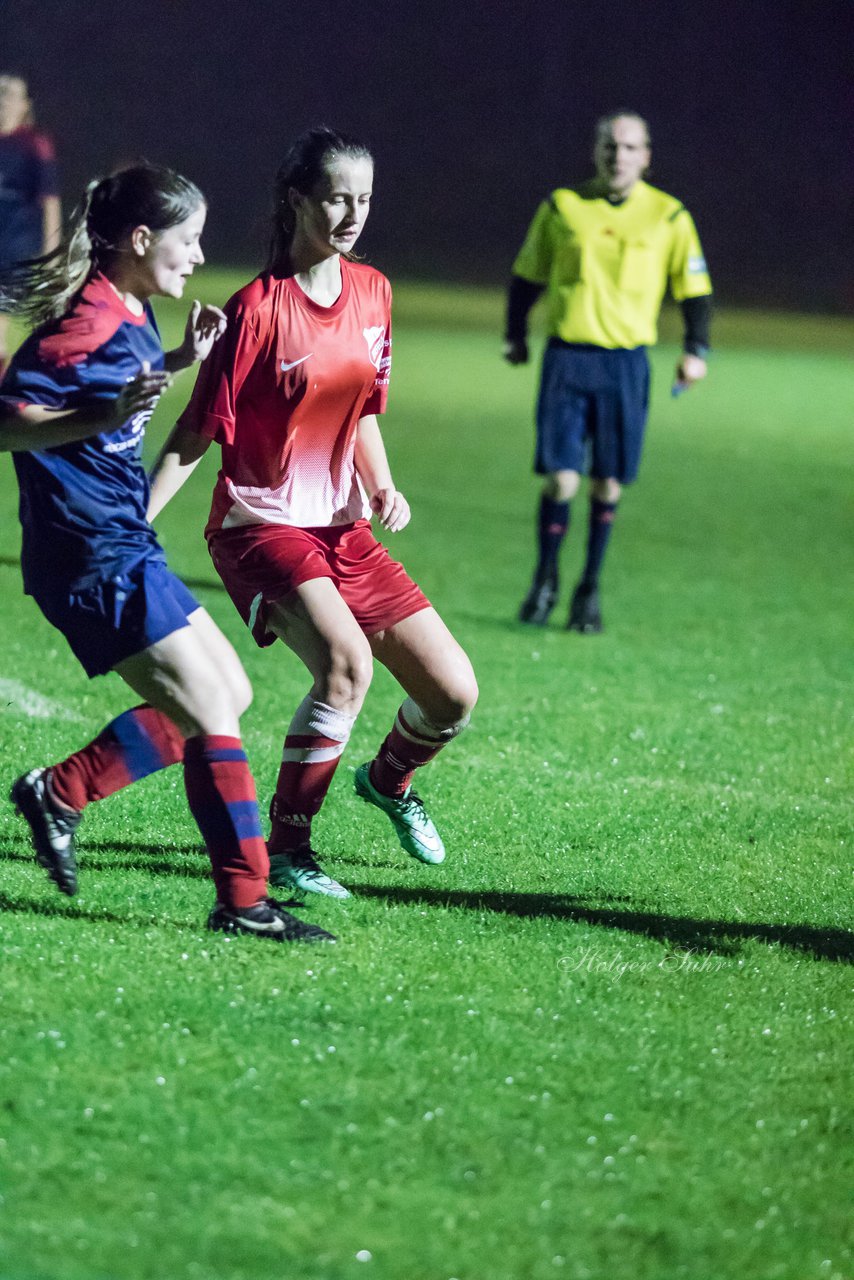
[322,640,373,711]
[590,477,622,503]
[545,471,580,502]
[231,668,253,718]
[424,665,479,728]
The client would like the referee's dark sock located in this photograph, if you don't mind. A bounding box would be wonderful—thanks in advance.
[580,498,618,587]
[535,495,570,582]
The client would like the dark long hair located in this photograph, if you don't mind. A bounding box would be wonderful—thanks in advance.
[267,126,373,271]
[0,163,205,328]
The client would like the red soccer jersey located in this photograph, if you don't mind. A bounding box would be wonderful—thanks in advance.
[180,260,392,533]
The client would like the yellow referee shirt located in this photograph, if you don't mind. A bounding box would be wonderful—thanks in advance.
[512,179,712,349]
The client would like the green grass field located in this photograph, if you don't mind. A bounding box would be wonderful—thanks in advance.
[0,273,851,1280]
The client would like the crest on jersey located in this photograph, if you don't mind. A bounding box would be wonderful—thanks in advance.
[363,326,387,370]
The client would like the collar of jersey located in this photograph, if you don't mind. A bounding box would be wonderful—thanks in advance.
[283,259,352,318]
[83,273,149,327]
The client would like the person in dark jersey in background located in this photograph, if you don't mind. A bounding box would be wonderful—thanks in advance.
[148,127,478,902]
[0,74,61,378]
[0,162,333,943]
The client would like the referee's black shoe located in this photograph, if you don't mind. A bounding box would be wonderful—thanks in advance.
[518,575,558,625]
[11,768,82,896]
[207,898,337,943]
[567,581,603,634]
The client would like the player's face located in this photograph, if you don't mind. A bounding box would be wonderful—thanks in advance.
[294,155,374,258]
[594,117,650,197]
[0,77,30,133]
[139,204,207,299]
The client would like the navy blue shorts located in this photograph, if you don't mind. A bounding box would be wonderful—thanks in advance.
[535,341,651,483]
[34,555,201,678]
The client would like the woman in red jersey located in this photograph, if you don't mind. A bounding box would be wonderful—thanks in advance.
[149,127,478,900]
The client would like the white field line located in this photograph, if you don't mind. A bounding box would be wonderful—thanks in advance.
[0,678,80,722]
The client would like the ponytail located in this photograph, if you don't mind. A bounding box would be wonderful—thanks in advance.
[0,163,205,329]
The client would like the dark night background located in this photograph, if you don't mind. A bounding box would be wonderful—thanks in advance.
[4,0,853,310]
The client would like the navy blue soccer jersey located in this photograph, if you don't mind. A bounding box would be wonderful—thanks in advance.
[0,273,165,596]
[0,126,58,266]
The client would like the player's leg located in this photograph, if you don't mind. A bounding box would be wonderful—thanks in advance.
[356,607,478,864]
[115,624,333,942]
[11,562,330,939]
[12,605,250,889]
[568,349,650,633]
[263,578,374,899]
[520,343,590,625]
[40,606,249,812]
[567,476,622,634]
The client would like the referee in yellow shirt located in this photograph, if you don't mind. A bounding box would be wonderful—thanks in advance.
[506,111,712,632]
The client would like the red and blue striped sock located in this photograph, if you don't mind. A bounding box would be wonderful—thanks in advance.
[183,735,269,910]
[49,704,185,812]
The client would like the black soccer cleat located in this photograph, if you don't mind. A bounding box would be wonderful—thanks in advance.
[207,897,337,944]
[10,768,82,896]
[567,581,603,634]
[518,576,558,626]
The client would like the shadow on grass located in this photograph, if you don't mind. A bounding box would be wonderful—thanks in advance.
[2,840,851,962]
[0,889,184,930]
[1,842,209,880]
[350,883,854,964]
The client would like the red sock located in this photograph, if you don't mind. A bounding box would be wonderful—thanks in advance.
[49,705,185,811]
[183,735,269,909]
[269,697,354,854]
[369,698,470,798]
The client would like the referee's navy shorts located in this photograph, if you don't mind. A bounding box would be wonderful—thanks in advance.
[535,340,651,483]
[33,553,201,678]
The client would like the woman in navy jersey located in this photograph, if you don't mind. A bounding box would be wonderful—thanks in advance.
[0,163,332,943]
[0,74,61,377]
[148,128,478,902]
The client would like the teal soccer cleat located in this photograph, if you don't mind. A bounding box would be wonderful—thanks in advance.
[268,849,350,900]
[354,763,446,865]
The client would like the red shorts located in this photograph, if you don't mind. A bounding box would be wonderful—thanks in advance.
[209,519,430,646]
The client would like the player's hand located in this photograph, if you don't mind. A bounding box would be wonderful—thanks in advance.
[370,487,410,532]
[672,353,708,394]
[503,338,529,365]
[182,300,227,364]
[115,360,172,421]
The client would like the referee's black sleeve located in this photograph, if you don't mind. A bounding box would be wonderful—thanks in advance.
[505,276,545,342]
[681,294,713,355]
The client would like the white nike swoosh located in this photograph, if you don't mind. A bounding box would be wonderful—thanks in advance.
[280,354,313,372]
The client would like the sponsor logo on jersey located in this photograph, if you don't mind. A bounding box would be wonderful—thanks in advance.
[103,414,149,452]
[363,326,387,370]
[688,255,707,274]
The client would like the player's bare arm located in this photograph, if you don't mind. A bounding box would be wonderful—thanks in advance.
[354,413,410,533]
[147,422,212,521]
[0,367,170,452]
